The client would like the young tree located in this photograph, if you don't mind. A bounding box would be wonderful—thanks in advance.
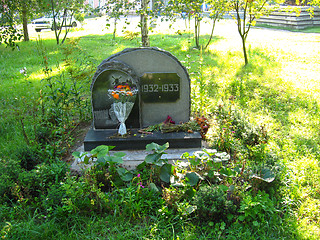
[103,0,161,47]
[164,0,228,50]
[104,0,135,40]
[41,0,86,45]
[229,0,283,65]
[203,0,229,49]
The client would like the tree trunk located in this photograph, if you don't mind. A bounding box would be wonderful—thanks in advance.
[241,35,248,65]
[113,18,117,40]
[195,17,200,49]
[22,8,29,42]
[140,0,150,47]
[204,17,217,50]
[51,0,60,45]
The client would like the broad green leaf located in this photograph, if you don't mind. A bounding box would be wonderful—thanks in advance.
[157,142,169,152]
[218,184,229,192]
[160,163,173,183]
[116,167,133,182]
[189,157,201,166]
[72,151,81,158]
[220,167,236,177]
[194,151,205,158]
[146,142,169,153]
[185,172,201,186]
[113,152,126,158]
[251,168,275,183]
[149,182,159,192]
[91,145,115,158]
[136,161,146,170]
[181,152,190,158]
[146,142,160,152]
[202,148,217,156]
[145,153,161,164]
[253,220,259,227]
[207,169,215,178]
[105,155,123,164]
[185,187,196,199]
[207,160,222,170]
[84,155,90,165]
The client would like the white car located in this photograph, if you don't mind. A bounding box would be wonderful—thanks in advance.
[32,15,79,32]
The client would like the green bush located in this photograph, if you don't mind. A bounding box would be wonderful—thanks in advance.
[215,104,268,148]
[109,185,165,221]
[192,185,238,223]
[238,191,278,228]
[12,146,42,171]
[15,162,67,203]
[0,158,22,204]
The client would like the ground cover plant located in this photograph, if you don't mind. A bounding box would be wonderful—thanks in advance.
[0,18,320,239]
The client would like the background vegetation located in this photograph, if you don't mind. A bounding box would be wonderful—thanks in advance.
[0,17,320,239]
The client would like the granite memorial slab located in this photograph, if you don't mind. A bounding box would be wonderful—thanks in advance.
[104,47,190,127]
[84,47,201,151]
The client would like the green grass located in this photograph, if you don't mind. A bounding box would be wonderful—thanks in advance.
[1,23,320,238]
[255,24,320,33]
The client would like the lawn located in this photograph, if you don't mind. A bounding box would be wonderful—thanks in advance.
[0,18,320,239]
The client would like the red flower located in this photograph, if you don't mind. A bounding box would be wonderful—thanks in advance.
[164,115,175,124]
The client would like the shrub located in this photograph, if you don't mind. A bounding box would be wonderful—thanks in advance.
[237,191,278,228]
[215,104,268,148]
[15,162,67,203]
[12,146,42,171]
[192,185,238,223]
[0,158,22,204]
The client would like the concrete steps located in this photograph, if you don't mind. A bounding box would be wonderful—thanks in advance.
[256,6,320,30]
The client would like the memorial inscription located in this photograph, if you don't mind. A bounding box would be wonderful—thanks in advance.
[140,73,180,103]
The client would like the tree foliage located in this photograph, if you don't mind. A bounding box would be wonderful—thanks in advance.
[0,1,23,49]
[102,0,161,47]
[163,0,228,50]
[229,0,284,65]
[40,0,86,45]
[104,0,135,40]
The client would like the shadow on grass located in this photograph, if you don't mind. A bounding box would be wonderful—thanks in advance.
[220,47,320,155]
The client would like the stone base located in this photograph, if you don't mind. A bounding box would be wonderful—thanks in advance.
[84,128,202,151]
[71,147,204,171]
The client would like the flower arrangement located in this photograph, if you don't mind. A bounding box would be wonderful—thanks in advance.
[108,84,138,102]
[108,83,138,136]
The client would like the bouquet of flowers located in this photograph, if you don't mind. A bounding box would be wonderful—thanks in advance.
[108,84,138,135]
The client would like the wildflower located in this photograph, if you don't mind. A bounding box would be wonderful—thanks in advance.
[137,182,144,188]
[19,67,27,75]
[137,173,141,178]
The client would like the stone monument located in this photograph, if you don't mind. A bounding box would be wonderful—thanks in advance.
[84,47,202,151]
